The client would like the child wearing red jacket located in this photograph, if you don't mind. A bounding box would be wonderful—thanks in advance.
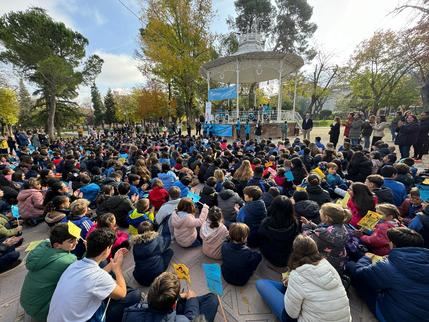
[149,178,169,210]
[347,182,378,227]
[359,204,399,256]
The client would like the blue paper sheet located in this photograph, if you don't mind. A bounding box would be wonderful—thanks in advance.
[187,191,201,203]
[285,170,294,181]
[11,205,19,219]
[202,263,223,296]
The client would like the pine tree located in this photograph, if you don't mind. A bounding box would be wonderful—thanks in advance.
[91,82,105,127]
[104,89,116,125]
[18,78,33,128]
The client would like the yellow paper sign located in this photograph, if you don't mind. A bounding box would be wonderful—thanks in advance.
[423,179,429,185]
[173,263,191,283]
[312,167,326,179]
[25,240,43,252]
[296,186,306,191]
[281,271,290,280]
[371,255,384,264]
[357,210,383,230]
[68,221,82,239]
[341,192,351,208]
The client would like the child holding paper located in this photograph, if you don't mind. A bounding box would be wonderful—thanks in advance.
[0,213,22,238]
[20,223,77,321]
[200,206,229,259]
[171,198,208,247]
[221,223,262,286]
[358,204,399,256]
[132,221,173,286]
[347,182,378,227]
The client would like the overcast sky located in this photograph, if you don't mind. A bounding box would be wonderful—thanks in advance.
[0,0,414,103]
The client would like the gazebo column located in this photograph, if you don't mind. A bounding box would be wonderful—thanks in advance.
[292,71,298,121]
[236,59,240,120]
[277,60,283,122]
[207,71,210,97]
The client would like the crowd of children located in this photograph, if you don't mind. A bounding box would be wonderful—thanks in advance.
[0,126,428,321]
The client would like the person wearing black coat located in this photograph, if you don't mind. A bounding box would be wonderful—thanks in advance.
[97,183,134,228]
[346,151,373,183]
[329,117,341,148]
[306,175,331,206]
[293,190,321,224]
[199,178,217,209]
[133,219,173,286]
[414,111,429,160]
[396,114,420,159]
[258,196,300,267]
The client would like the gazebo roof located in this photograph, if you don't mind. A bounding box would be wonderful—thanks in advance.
[200,51,304,84]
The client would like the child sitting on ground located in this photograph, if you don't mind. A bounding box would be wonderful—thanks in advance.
[326,162,348,190]
[221,223,262,286]
[0,213,22,238]
[148,178,169,211]
[199,176,217,208]
[236,186,267,247]
[63,198,93,259]
[87,212,129,258]
[359,204,400,256]
[200,206,229,260]
[399,187,423,226]
[122,272,219,322]
[132,221,173,286]
[45,195,71,227]
[171,198,208,248]
[127,198,154,235]
[302,203,350,274]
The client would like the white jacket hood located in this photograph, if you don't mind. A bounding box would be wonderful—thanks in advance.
[296,258,342,290]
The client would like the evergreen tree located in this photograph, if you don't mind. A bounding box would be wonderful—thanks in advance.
[17,78,33,128]
[104,89,116,125]
[91,82,105,126]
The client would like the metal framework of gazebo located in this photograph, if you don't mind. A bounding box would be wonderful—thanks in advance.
[200,32,304,123]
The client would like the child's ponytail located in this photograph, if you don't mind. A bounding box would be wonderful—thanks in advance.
[208,206,223,229]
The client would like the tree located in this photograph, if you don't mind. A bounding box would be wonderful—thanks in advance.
[139,0,214,121]
[91,83,105,127]
[347,31,416,113]
[104,89,117,126]
[114,92,139,124]
[229,0,275,33]
[0,8,103,139]
[135,82,172,121]
[0,87,19,134]
[17,79,33,128]
[306,51,339,114]
[274,0,317,58]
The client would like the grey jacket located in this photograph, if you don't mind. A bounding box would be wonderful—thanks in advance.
[349,119,363,139]
[217,189,244,224]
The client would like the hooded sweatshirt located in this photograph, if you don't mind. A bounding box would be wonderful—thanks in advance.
[171,205,208,247]
[294,200,320,223]
[216,189,244,224]
[20,240,77,321]
[200,221,229,259]
[285,258,351,322]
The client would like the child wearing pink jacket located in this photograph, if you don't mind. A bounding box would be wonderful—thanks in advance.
[171,198,208,247]
[200,206,229,259]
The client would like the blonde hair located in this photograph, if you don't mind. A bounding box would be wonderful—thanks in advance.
[233,160,253,181]
[214,169,225,182]
[70,199,90,216]
[229,223,250,243]
[375,203,399,219]
[320,203,351,224]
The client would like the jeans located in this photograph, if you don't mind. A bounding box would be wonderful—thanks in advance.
[399,145,411,159]
[177,293,219,322]
[363,136,370,149]
[256,280,297,322]
[105,289,142,322]
[0,248,20,273]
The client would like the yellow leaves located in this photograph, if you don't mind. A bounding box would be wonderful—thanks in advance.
[0,87,19,125]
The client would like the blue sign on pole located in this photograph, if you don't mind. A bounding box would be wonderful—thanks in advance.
[208,86,237,101]
[212,124,233,137]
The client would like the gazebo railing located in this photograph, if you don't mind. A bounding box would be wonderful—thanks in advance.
[212,110,303,126]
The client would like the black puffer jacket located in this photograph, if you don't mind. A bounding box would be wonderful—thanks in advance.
[97,195,133,228]
[347,158,373,182]
[306,185,331,206]
[294,200,320,224]
[258,217,300,267]
[397,122,420,146]
[199,185,217,208]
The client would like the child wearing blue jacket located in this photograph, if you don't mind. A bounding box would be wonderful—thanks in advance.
[236,186,267,247]
[132,219,173,286]
[221,223,262,286]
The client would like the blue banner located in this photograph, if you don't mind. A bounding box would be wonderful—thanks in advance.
[212,124,233,137]
[208,86,237,101]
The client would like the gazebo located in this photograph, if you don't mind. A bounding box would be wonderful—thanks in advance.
[200,32,304,123]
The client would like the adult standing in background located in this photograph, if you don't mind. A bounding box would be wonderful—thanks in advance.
[255,121,262,141]
[329,117,341,148]
[391,111,402,142]
[371,115,389,146]
[281,121,288,141]
[349,113,363,146]
[414,111,429,160]
[302,113,313,140]
[245,121,251,141]
[236,119,241,139]
[361,115,375,150]
[195,119,201,136]
[343,113,354,138]
[396,113,420,159]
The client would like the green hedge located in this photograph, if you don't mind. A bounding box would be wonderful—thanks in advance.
[312,120,332,127]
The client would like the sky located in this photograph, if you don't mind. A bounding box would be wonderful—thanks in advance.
[0,0,415,104]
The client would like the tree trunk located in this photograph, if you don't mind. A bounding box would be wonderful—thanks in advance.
[422,80,429,109]
[47,93,56,140]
